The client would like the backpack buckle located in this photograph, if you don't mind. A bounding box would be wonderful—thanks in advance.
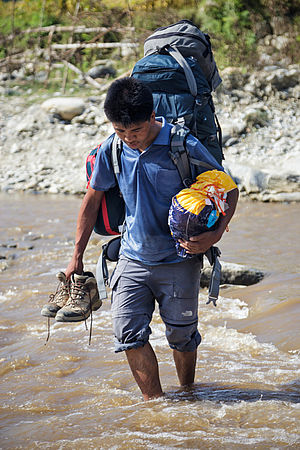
[183,178,192,188]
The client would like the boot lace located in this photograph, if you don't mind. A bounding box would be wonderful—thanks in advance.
[45,280,70,344]
[68,278,94,345]
[48,282,70,304]
[69,280,88,305]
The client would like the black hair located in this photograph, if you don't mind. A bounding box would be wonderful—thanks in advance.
[104,77,154,126]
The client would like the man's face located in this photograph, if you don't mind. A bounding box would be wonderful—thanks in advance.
[112,112,156,151]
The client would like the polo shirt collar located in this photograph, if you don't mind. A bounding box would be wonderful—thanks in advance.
[152,116,171,146]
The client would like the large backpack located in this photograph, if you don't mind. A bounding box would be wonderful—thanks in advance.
[131,19,224,165]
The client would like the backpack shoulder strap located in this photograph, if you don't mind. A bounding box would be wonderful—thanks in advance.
[169,124,192,188]
[169,124,217,187]
[111,134,125,234]
[111,134,123,175]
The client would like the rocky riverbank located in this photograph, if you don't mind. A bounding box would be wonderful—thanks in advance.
[0,62,299,201]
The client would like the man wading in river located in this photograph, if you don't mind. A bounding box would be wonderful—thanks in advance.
[45,78,239,400]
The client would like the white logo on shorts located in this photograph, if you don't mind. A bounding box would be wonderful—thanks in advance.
[182,310,193,317]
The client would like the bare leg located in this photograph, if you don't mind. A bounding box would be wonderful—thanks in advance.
[125,342,164,401]
[173,349,197,386]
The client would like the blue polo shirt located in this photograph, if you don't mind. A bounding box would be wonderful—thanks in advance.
[90,117,223,265]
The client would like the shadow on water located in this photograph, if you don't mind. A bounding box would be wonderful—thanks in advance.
[166,380,300,404]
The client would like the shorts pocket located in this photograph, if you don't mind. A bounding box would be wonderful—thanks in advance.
[160,292,199,325]
[173,258,202,299]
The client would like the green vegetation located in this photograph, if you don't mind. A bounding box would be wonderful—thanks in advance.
[0,0,299,94]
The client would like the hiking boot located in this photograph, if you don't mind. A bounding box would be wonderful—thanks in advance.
[41,272,70,318]
[55,272,101,322]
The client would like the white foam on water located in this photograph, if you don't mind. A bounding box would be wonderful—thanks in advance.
[202,323,277,354]
[199,292,249,321]
[47,218,60,223]
[0,288,17,303]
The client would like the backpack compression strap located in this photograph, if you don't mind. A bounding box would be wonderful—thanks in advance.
[166,45,197,97]
[166,45,223,154]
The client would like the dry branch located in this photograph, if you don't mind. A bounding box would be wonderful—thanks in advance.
[62,60,102,89]
[3,25,135,41]
[63,63,132,92]
[51,42,138,50]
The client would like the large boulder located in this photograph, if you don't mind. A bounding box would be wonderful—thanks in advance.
[87,65,116,79]
[201,261,266,288]
[224,160,300,201]
[224,161,268,193]
[41,97,86,121]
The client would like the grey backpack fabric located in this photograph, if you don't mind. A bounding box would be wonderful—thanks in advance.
[144,19,222,91]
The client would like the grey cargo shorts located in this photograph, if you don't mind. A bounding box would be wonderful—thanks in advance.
[109,255,202,353]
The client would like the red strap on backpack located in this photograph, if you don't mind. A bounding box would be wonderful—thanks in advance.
[100,193,120,235]
[86,143,101,189]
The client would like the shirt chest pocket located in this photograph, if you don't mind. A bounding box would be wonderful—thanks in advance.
[155,168,183,201]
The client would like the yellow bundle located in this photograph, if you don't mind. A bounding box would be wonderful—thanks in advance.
[168,170,237,258]
[175,170,237,217]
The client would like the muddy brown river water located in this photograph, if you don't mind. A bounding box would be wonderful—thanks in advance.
[0,193,299,449]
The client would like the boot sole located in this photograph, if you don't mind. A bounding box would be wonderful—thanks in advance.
[41,308,60,318]
[55,299,102,322]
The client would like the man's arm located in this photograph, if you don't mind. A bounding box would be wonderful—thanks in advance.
[65,187,104,279]
[178,187,239,255]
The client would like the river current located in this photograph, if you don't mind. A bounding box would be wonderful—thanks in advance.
[0,193,299,449]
